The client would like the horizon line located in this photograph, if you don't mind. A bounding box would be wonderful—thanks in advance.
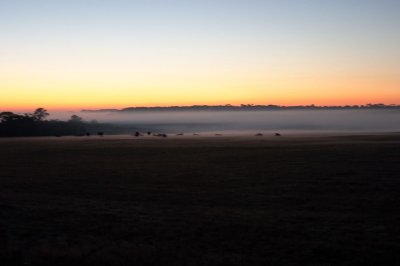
[81,103,400,112]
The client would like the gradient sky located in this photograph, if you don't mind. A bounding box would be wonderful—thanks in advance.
[1,0,399,111]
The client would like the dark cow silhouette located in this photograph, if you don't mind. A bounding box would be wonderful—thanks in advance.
[275,133,281,136]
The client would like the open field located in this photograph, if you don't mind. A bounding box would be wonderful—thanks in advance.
[1,134,400,265]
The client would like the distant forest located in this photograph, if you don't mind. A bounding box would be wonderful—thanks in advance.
[0,108,110,137]
[82,103,400,112]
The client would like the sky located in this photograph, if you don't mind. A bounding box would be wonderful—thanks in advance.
[1,0,399,111]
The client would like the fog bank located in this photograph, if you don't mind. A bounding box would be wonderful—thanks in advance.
[49,110,400,133]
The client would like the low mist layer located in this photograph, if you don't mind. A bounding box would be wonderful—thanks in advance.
[49,110,400,134]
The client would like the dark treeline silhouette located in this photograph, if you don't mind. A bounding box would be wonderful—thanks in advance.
[82,103,400,113]
[0,108,109,137]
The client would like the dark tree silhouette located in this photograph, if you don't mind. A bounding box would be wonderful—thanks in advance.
[0,112,16,122]
[0,108,112,137]
[0,108,132,137]
[32,108,49,121]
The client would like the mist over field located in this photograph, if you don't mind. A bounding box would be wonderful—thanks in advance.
[49,110,400,133]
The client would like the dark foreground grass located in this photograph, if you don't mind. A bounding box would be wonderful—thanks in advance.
[1,135,400,265]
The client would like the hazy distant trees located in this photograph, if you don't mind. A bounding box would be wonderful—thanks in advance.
[113,103,400,113]
[69,114,83,123]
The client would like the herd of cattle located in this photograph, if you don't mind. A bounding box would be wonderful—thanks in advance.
[72,132,282,138]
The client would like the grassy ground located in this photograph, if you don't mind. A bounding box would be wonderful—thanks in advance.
[1,134,400,265]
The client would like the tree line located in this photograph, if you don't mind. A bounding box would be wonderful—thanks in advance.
[82,103,400,113]
[0,108,104,137]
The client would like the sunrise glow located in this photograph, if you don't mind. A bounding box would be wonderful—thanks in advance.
[1,0,399,111]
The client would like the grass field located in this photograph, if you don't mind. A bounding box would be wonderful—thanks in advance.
[1,134,400,265]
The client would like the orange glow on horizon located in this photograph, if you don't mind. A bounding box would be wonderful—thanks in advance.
[3,97,399,113]
[1,68,399,112]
